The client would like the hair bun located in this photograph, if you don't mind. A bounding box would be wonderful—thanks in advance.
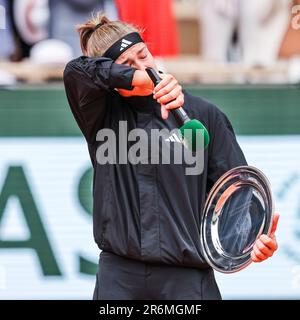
[77,12,139,57]
[94,23,102,31]
[94,15,110,31]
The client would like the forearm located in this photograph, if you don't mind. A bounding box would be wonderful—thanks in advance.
[117,69,154,97]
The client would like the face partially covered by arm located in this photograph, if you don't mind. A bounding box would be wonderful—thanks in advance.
[116,43,184,119]
[115,43,156,97]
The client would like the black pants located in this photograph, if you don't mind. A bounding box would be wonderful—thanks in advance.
[93,251,222,300]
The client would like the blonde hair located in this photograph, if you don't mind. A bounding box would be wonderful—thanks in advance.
[76,12,142,57]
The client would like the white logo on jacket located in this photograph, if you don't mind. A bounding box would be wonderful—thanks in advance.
[165,133,183,144]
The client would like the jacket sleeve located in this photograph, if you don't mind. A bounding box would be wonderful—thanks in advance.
[206,106,248,193]
[63,56,136,143]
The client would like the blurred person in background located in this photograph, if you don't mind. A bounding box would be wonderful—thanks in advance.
[8,0,49,61]
[199,0,291,66]
[0,0,16,61]
[278,0,300,83]
[2,0,117,61]
[279,0,300,59]
[48,0,118,57]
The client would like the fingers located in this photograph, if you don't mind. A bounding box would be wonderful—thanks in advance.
[252,244,268,261]
[260,234,278,252]
[156,85,183,105]
[161,94,184,120]
[161,105,169,120]
[251,234,278,263]
[251,250,263,263]
[153,78,178,100]
[152,73,184,116]
[164,93,185,110]
[253,239,273,257]
[159,94,184,119]
[270,212,280,236]
[153,74,183,104]
[153,73,175,93]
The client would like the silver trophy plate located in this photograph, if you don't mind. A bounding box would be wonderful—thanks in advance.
[200,166,274,273]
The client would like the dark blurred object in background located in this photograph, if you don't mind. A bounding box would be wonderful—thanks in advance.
[115,0,178,57]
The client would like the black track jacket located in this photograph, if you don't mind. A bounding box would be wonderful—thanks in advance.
[63,56,247,269]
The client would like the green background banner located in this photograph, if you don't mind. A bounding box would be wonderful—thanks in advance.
[1,84,300,136]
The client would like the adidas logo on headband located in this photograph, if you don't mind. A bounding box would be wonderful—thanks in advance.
[103,32,144,61]
[120,39,133,51]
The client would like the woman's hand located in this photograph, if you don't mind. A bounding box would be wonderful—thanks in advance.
[251,212,279,263]
[118,70,184,120]
[153,73,184,120]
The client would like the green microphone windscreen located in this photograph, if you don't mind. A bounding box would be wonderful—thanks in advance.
[179,119,210,152]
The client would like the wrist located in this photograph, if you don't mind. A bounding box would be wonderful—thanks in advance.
[132,70,153,90]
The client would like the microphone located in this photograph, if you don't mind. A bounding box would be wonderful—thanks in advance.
[145,68,210,151]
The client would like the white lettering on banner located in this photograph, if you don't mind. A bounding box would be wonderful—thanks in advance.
[0,137,299,299]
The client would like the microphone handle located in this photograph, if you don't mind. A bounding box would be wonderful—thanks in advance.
[172,108,190,124]
[145,68,190,126]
